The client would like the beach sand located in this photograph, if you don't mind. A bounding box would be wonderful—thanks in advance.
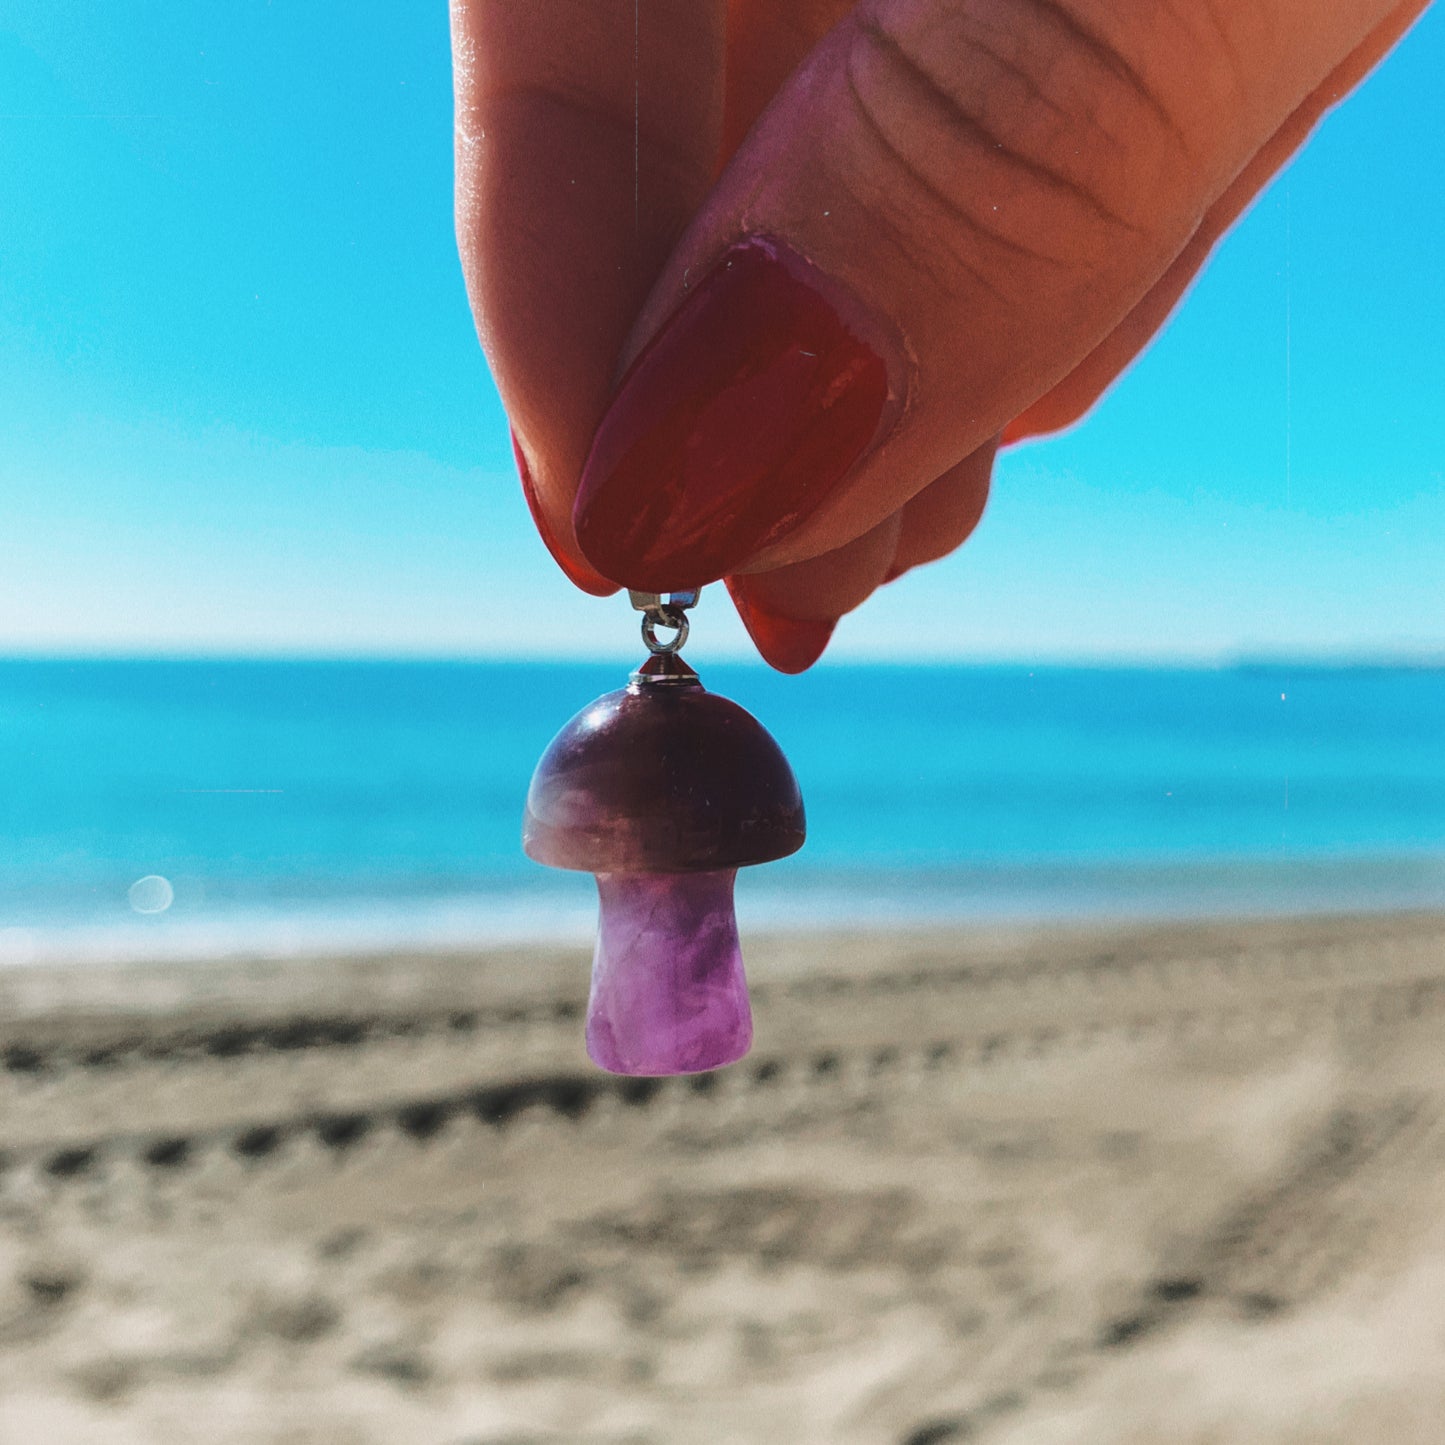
[2,911,1444,1443]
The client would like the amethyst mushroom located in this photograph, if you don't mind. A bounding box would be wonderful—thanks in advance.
[524,653,806,1076]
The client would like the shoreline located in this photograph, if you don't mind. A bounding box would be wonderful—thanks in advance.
[5,903,1444,1009]
[5,847,1444,971]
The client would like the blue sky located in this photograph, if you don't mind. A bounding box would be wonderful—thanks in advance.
[2,4,1441,663]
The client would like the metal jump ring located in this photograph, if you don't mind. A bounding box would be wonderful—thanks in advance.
[641,605,689,655]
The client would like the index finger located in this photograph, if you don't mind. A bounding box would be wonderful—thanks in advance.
[451,0,727,591]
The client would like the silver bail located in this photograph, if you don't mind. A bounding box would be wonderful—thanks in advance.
[629,588,700,656]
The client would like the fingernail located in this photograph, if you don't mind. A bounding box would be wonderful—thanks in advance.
[511,430,617,597]
[727,577,836,675]
[574,237,896,592]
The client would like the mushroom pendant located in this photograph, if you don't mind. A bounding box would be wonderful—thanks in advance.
[523,591,805,1076]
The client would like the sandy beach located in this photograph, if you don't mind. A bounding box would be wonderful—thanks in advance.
[2,911,1444,1443]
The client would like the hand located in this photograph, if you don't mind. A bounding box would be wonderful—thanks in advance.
[452,0,1427,670]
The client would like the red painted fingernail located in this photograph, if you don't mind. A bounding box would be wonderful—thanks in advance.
[574,237,895,592]
[727,578,836,675]
[511,430,616,597]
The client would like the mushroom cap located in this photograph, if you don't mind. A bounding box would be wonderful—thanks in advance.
[523,663,806,874]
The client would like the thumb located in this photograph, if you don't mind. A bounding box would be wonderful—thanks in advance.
[573,0,1418,592]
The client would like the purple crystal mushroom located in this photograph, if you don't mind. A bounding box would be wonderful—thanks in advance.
[524,654,805,1076]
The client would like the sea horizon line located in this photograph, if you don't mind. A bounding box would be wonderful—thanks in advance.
[1,649,1442,672]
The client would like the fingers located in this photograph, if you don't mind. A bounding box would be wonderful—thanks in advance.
[727,436,994,670]
[1005,0,1431,442]
[572,0,1412,592]
[887,435,995,581]
[728,512,902,672]
[451,0,726,590]
[722,1,855,156]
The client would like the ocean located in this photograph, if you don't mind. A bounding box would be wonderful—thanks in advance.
[2,659,1443,964]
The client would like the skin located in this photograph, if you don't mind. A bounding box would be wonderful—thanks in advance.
[452,0,1431,668]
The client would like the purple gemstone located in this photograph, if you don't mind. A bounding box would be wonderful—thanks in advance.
[523,659,803,1078]
[522,663,805,876]
[586,869,751,1075]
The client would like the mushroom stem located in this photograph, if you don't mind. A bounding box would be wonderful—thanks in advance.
[586,869,752,1076]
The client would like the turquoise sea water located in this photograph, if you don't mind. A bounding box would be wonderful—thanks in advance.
[2,659,1443,962]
